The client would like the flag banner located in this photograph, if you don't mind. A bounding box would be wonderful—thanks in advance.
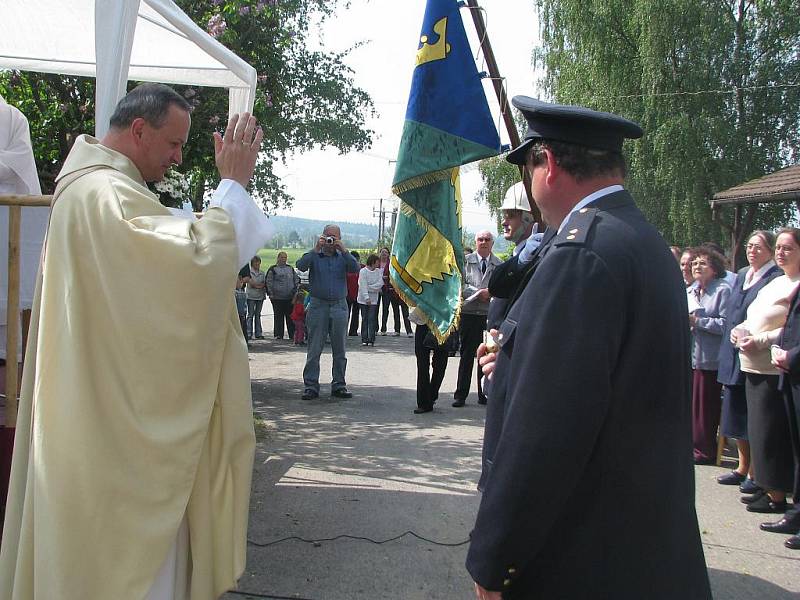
[390,0,500,341]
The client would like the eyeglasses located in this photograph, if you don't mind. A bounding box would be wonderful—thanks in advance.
[476,237,492,242]
[692,260,709,267]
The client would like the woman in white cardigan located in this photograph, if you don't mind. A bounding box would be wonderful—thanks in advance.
[357,254,384,346]
[735,228,800,514]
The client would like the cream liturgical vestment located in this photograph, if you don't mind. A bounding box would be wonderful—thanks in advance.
[0,135,267,599]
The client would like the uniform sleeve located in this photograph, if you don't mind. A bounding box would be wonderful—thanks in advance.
[488,255,526,299]
[466,247,623,591]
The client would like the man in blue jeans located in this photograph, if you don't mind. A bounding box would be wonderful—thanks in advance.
[296,224,359,400]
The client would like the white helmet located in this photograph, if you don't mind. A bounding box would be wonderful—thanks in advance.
[500,181,531,212]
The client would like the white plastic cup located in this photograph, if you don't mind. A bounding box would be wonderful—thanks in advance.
[733,326,750,347]
[771,344,782,363]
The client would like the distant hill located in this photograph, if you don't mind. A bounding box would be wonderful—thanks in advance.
[266,214,378,248]
[265,213,509,253]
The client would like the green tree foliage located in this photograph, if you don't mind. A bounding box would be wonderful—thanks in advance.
[476,155,521,219]
[528,0,800,247]
[0,0,374,212]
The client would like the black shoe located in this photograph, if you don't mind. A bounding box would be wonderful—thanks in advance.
[786,535,800,550]
[740,478,761,494]
[452,400,465,407]
[414,406,433,414]
[301,390,319,401]
[741,489,767,504]
[477,397,487,406]
[332,388,353,399]
[746,494,788,513]
[760,517,800,535]
[717,471,747,485]
[255,335,264,339]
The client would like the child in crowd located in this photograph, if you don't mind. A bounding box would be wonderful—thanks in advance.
[235,275,248,343]
[357,253,384,346]
[291,291,306,345]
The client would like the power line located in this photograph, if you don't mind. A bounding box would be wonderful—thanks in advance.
[594,82,799,101]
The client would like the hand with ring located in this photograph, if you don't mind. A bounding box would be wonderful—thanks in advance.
[213,112,264,188]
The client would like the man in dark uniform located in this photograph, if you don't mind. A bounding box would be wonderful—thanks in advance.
[466,97,711,600]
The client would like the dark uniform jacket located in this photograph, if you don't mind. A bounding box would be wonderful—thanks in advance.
[487,230,556,331]
[717,264,781,386]
[466,190,711,599]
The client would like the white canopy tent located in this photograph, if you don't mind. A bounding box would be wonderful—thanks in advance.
[0,0,257,137]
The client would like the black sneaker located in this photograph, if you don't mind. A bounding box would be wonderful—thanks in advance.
[301,390,319,401]
[332,388,353,399]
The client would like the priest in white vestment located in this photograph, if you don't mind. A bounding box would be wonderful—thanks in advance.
[0,83,270,600]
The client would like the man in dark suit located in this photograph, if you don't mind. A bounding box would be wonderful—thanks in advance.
[466,97,711,599]
[454,231,502,407]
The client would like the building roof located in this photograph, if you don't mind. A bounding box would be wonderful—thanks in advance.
[711,164,800,207]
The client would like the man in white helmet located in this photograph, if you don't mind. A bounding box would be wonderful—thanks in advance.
[486,182,543,328]
[500,181,536,251]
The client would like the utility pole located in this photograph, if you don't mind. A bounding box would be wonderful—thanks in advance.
[373,198,385,241]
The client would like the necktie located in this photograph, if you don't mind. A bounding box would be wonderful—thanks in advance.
[480,258,487,274]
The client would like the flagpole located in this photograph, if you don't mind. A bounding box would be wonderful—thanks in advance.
[463,0,540,222]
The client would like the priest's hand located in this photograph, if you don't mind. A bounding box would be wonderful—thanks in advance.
[214,112,263,189]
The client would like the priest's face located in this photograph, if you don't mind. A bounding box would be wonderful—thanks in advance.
[137,104,191,182]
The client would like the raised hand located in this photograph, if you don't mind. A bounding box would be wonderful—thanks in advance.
[213,112,264,188]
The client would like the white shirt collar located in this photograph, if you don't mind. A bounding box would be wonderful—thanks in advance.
[743,260,775,290]
[557,184,624,233]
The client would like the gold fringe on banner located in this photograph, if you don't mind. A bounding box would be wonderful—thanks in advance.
[391,168,454,196]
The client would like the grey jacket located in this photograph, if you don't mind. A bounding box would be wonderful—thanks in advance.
[266,263,300,300]
[691,277,731,370]
[462,251,502,315]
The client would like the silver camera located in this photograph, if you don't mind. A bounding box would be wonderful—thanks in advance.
[325,236,335,244]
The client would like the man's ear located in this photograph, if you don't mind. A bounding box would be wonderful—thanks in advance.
[130,117,147,144]
[543,148,559,186]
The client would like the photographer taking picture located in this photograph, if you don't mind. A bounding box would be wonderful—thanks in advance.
[296,224,359,400]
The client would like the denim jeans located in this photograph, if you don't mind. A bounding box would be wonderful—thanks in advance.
[246,299,264,338]
[359,303,378,343]
[303,297,349,394]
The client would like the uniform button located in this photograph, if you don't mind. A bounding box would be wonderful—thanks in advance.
[503,579,512,587]
[569,228,578,234]
[566,235,576,240]
[508,567,517,575]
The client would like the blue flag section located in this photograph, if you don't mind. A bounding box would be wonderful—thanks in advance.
[390,0,500,341]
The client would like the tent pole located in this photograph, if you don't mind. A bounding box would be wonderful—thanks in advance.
[4,206,21,428]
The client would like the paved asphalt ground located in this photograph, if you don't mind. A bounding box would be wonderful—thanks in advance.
[224,312,799,600]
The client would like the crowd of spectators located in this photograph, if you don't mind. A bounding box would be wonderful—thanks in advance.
[683,228,800,551]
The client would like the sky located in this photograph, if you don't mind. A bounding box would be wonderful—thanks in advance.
[272,0,542,236]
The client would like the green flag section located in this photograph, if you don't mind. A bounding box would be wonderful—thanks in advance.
[390,0,500,341]
[391,170,464,338]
